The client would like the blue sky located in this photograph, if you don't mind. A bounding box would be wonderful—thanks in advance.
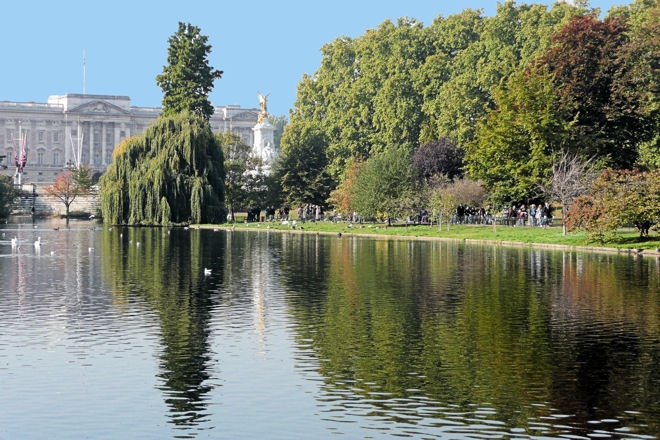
[1,0,625,117]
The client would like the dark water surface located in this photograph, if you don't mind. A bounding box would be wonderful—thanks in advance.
[0,220,659,439]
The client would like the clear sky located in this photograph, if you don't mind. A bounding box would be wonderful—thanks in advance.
[0,0,626,117]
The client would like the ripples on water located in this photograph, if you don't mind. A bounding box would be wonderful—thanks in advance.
[0,222,659,439]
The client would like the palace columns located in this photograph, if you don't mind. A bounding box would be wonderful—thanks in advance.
[101,122,107,166]
[88,122,94,165]
[64,121,72,166]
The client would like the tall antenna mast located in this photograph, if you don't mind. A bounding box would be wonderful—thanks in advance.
[83,50,86,95]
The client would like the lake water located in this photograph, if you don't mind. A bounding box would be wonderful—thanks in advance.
[0,219,659,439]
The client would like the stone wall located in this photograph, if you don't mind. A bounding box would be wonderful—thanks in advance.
[13,186,100,218]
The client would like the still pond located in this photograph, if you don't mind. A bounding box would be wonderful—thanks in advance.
[0,219,659,439]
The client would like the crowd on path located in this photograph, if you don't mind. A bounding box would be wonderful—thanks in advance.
[243,201,555,228]
[448,202,554,227]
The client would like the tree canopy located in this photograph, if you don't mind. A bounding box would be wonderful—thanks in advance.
[565,168,660,241]
[277,0,659,212]
[100,113,226,225]
[156,22,223,121]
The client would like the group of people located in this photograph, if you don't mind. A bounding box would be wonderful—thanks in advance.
[264,206,290,221]
[453,204,490,225]
[250,201,554,227]
[504,202,553,227]
[296,204,325,222]
[447,202,554,227]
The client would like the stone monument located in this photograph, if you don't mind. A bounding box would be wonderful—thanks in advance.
[252,92,276,173]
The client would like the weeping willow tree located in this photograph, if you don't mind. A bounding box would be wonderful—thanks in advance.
[100,112,226,225]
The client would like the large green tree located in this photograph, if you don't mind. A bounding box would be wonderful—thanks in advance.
[465,67,568,204]
[100,113,226,225]
[421,2,580,147]
[275,121,334,207]
[156,22,223,121]
[349,146,418,221]
[612,0,660,168]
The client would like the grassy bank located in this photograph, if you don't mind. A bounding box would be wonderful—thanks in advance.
[201,218,660,254]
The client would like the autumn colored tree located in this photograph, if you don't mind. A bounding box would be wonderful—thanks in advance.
[540,14,645,168]
[46,169,91,221]
[565,169,660,242]
[327,157,365,216]
[427,176,457,231]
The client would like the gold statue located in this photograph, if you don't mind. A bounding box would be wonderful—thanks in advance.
[257,91,269,123]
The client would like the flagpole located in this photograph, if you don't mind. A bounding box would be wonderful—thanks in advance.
[83,50,86,95]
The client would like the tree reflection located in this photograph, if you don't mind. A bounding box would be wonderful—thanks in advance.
[101,227,223,431]
[282,235,660,436]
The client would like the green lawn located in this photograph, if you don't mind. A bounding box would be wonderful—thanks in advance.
[202,217,660,252]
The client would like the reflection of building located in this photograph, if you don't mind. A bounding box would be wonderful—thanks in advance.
[0,94,260,183]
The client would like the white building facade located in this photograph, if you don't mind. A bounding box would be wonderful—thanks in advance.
[0,93,261,184]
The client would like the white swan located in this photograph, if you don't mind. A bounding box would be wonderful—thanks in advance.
[204,268,212,276]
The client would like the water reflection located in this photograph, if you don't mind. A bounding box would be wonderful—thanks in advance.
[100,227,223,432]
[1,223,659,439]
[281,236,660,438]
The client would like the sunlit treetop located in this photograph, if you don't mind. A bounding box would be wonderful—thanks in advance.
[156,22,223,121]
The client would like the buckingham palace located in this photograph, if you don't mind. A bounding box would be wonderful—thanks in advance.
[0,93,261,184]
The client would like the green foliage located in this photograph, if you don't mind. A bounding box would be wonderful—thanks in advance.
[422,2,578,146]
[267,114,288,152]
[275,121,334,207]
[287,18,433,180]
[428,179,457,231]
[466,67,563,205]
[100,113,226,226]
[280,2,659,214]
[616,1,660,169]
[156,22,223,121]
[350,146,417,220]
[72,165,93,192]
[565,169,660,241]
[218,132,260,218]
[0,175,16,219]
